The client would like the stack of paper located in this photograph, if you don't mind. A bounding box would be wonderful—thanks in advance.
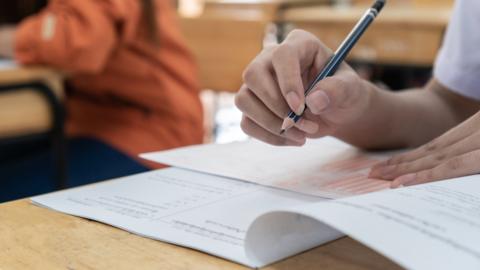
[32,138,480,269]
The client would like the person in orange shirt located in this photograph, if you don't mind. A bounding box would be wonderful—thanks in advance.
[0,0,203,202]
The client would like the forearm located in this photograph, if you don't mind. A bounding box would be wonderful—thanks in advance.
[334,79,480,150]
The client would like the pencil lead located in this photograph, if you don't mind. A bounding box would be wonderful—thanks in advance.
[280,129,286,135]
[281,117,296,132]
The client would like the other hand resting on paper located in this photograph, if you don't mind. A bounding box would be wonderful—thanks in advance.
[370,111,480,187]
[235,29,480,186]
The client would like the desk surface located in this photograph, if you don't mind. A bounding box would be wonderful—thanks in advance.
[0,199,403,270]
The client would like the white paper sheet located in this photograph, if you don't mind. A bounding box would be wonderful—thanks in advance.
[32,168,335,268]
[246,176,480,270]
[141,137,391,199]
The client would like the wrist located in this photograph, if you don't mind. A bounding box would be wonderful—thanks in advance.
[330,79,383,148]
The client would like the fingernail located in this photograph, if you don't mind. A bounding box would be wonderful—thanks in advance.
[286,92,305,115]
[306,91,330,114]
[296,119,319,134]
[390,183,405,189]
[391,173,416,188]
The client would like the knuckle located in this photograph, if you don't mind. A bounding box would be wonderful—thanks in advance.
[234,91,247,111]
[396,163,409,173]
[242,64,260,85]
[239,117,249,132]
[272,43,293,61]
[419,170,434,182]
[446,158,463,171]
[388,156,402,165]
[433,153,447,162]
[424,141,438,152]
[287,29,309,40]
[303,36,321,53]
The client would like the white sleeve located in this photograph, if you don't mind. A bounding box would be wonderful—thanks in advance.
[434,0,480,100]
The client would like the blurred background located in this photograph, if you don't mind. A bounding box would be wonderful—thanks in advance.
[0,0,453,193]
[176,0,453,143]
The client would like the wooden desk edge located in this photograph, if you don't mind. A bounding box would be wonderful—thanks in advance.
[0,199,404,270]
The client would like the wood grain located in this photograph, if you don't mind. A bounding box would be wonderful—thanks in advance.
[0,199,404,270]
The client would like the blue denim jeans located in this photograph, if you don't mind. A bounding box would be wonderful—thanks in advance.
[0,137,148,203]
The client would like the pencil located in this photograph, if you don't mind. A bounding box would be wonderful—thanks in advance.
[280,0,386,134]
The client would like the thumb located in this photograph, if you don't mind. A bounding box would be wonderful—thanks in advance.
[305,76,347,115]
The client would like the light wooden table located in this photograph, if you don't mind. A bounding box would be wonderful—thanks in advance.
[0,199,404,270]
[0,65,64,138]
[280,5,452,66]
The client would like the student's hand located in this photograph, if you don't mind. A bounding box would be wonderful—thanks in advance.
[235,30,373,146]
[370,111,480,188]
[0,26,15,58]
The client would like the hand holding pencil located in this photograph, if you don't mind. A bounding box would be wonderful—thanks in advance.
[235,0,386,146]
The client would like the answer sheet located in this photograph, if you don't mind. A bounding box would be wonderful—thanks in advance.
[247,176,480,270]
[141,137,391,198]
[32,168,335,268]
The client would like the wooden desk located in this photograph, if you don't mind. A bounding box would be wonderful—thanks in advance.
[0,66,63,138]
[281,6,452,66]
[0,199,404,270]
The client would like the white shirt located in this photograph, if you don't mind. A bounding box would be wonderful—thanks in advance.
[434,0,480,100]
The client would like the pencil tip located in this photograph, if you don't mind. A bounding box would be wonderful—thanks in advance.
[280,130,285,135]
[281,117,296,133]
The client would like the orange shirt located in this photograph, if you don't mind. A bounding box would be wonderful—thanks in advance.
[14,0,204,167]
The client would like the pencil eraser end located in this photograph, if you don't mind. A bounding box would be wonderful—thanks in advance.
[372,0,386,13]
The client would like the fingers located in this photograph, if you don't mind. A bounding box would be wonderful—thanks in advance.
[236,86,312,145]
[391,149,480,188]
[383,112,480,166]
[236,85,318,134]
[236,85,289,134]
[272,43,306,115]
[370,131,480,180]
[270,29,331,115]
[240,116,306,146]
[243,50,290,118]
[306,90,330,114]
[236,29,338,145]
[305,69,365,121]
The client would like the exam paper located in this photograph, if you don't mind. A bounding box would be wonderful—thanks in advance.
[32,168,335,268]
[246,175,480,270]
[141,137,391,199]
